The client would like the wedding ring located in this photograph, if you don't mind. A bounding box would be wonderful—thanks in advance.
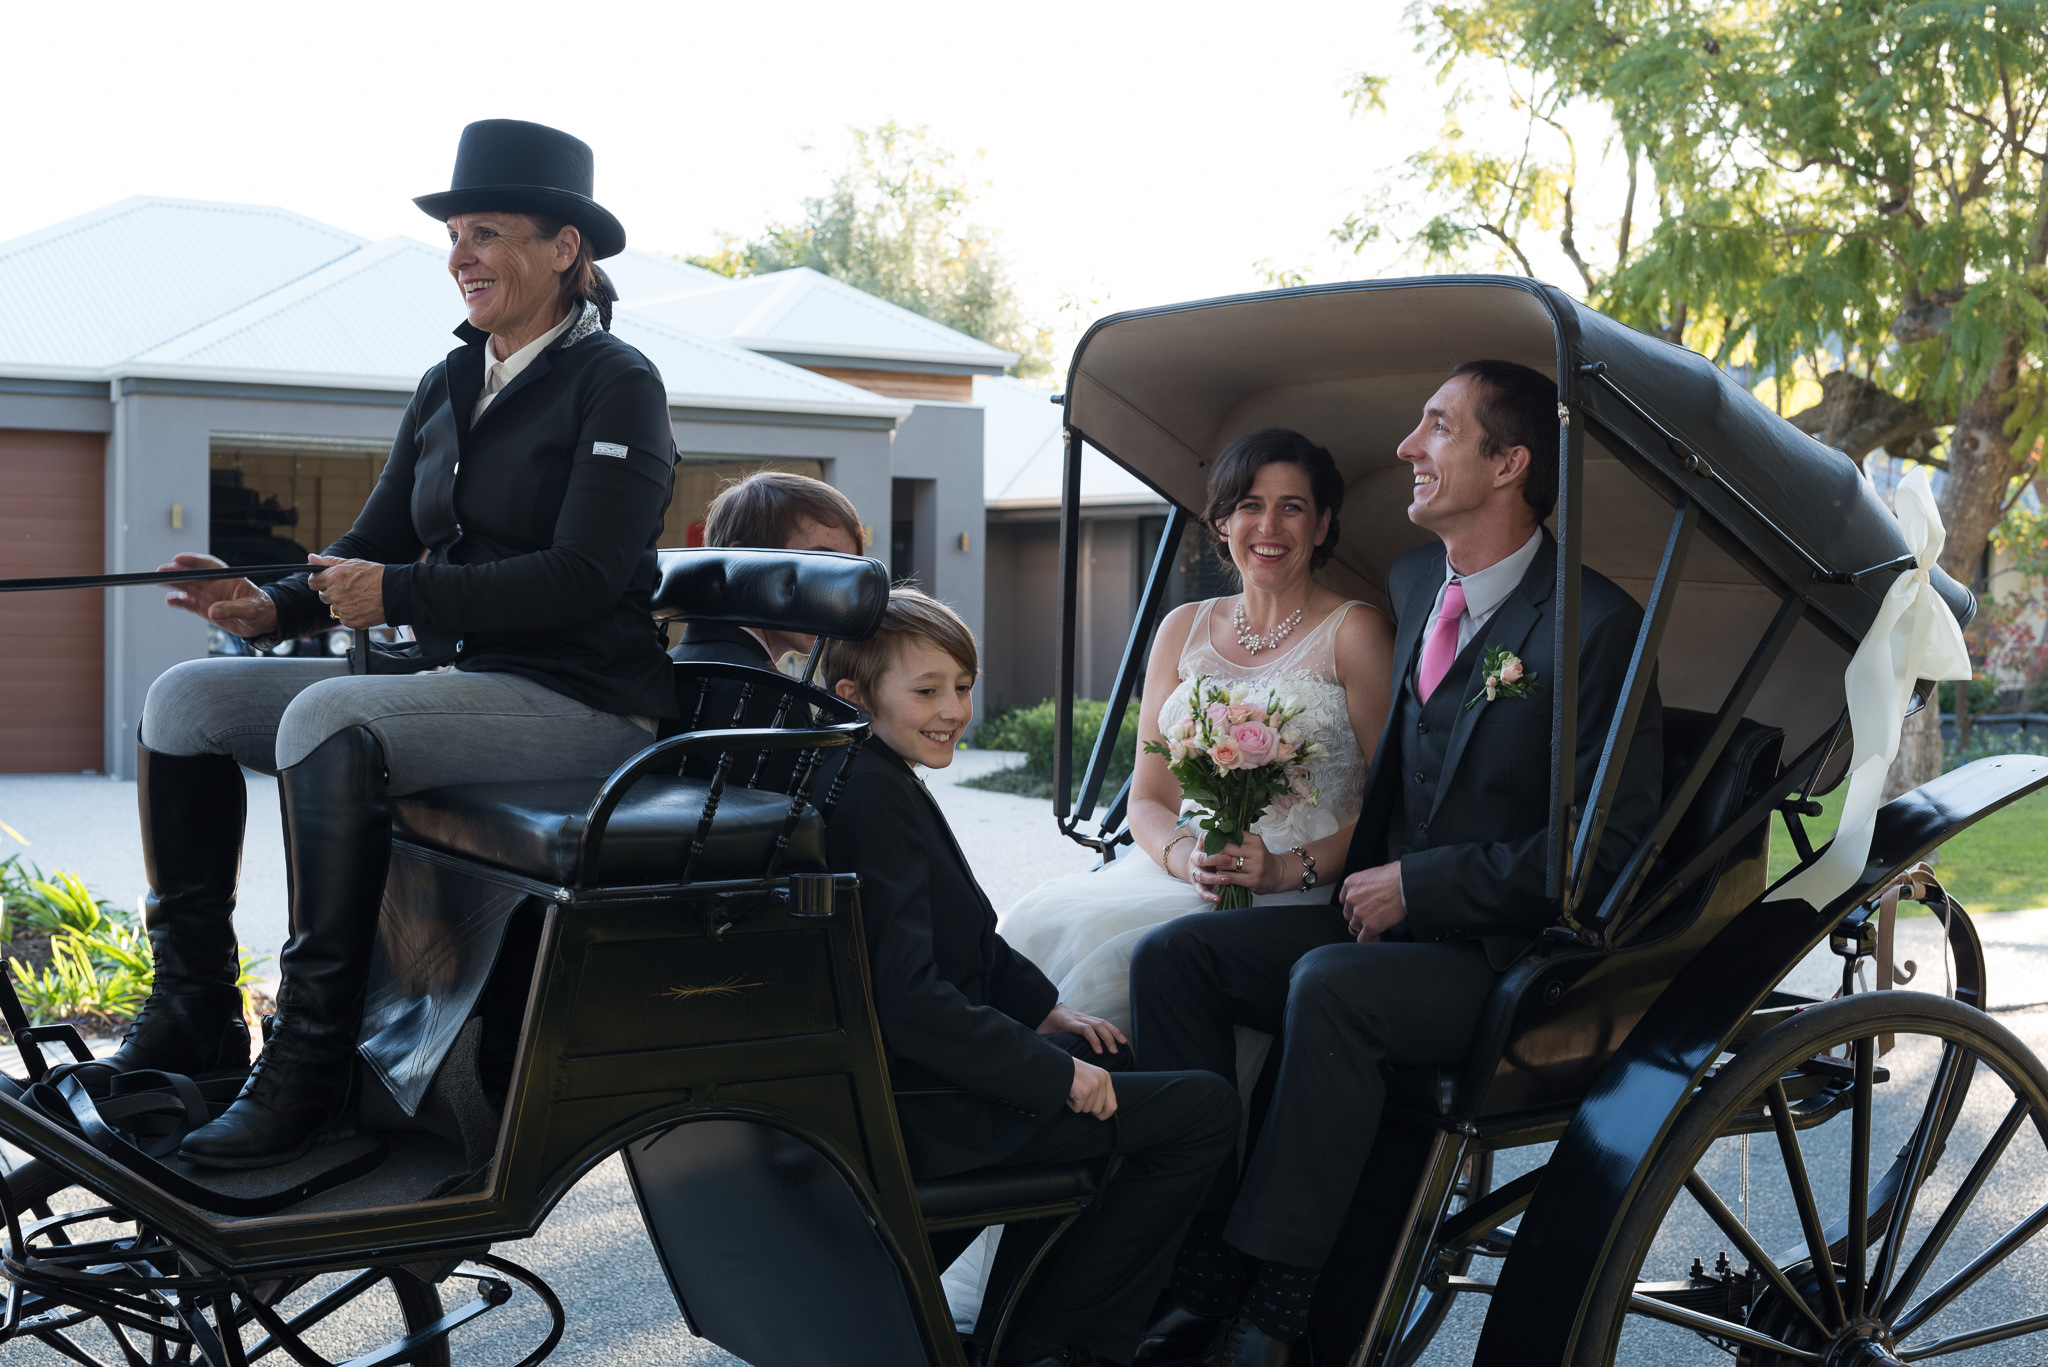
[1234,855,1246,871]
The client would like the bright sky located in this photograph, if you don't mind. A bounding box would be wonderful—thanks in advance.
[7,0,1460,373]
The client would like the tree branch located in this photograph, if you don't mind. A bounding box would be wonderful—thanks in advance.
[1945,102,2048,165]
[1479,222,1537,276]
[1558,186,1598,294]
[1616,146,1639,269]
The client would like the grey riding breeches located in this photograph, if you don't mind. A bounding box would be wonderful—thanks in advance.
[139,657,653,796]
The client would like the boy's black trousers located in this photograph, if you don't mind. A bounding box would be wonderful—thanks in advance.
[935,1044,1237,1365]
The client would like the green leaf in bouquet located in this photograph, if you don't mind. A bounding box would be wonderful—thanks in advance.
[1204,830,1229,855]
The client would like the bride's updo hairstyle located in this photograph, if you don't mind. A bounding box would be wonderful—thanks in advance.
[1201,427,1345,576]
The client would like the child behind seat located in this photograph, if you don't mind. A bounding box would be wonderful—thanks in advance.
[820,589,1238,1367]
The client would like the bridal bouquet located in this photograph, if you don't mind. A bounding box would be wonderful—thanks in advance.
[1145,675,1322,909]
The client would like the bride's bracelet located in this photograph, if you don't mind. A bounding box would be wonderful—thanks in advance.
[1161,832,1195,877]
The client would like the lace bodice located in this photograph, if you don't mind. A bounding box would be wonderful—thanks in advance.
[1158,598,1371,851]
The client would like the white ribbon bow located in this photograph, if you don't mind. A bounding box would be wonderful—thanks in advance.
[1774,466,1971,910]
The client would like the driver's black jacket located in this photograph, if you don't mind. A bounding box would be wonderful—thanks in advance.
[265,309,679,719]
[826,738,1075,1177]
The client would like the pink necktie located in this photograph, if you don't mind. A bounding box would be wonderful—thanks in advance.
[1417,581,1467,703]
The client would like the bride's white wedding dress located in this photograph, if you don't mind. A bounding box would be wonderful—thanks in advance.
[1001,597,1372,1027]
[942,599,1372,1330]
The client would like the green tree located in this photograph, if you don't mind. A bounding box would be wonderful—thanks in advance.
[692,122,1051,379]
[1346,0,2048,790]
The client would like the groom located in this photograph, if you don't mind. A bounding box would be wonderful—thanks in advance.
[1128,360,1664,1366]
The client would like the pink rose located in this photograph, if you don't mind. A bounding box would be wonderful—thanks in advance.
[1225,703,1254,726]
[1500,658,1525,684]
[1206,702,1231,728]
[1288,765,1317,798]
[1208,737,1243,769]
[1275,741,1296,763]
[1230,722,1279,767]
[1167,738,1189,765]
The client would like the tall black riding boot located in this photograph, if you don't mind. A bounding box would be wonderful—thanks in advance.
[180,727,389,1169]
[70,747,251,1095]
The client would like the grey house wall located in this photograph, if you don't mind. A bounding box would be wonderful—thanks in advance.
[0,378,905,777]
[984,514,1149,712]
[887,403,986,646]
[105,380,414,778]
[0,379,115,436]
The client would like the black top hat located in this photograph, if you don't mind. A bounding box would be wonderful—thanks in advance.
[415,119,626,259]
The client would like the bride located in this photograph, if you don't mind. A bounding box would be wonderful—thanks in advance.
[943,429,1394,1334]
[1000,427,1393,1031]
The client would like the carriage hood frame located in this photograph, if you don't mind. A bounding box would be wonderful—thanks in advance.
[1050,275,1974,942]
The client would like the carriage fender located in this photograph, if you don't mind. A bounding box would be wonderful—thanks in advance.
[1472,753,2048,1366]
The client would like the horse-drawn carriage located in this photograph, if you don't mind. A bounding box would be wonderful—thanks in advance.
[4,276,2047,1367]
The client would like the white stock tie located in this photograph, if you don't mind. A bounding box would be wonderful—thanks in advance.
[1774,466,1971,911]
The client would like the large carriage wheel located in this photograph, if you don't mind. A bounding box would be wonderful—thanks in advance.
[1578,991,2048,1365]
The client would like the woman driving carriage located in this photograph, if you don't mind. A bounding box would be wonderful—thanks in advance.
[79,120,680,1170]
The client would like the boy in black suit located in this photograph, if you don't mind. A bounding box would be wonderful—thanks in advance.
[823,589,1239,1367]
[670,470,866,669]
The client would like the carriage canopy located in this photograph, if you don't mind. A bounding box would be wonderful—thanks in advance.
[1062,276,1972,773]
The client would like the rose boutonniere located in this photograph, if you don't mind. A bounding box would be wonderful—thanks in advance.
[1467,645,1539,710]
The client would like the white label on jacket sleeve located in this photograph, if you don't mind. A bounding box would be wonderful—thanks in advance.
[593,441,629,458]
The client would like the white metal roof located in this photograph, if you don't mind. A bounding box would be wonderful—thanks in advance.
[0,199,906,420]
[597,249,730,305]
[0,197,365,368]
[629,267,1018,371]
[978,375,1164,508]
[131,236,906,418]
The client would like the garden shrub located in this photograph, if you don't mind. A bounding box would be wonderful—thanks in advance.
[2,849,264,1036]
[972,699,1143,799]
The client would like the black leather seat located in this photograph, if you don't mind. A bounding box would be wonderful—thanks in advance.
[914,1162,1102,1229]
[392,776,825,886]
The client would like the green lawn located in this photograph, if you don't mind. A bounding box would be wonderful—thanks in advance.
[1767,783,2048,914]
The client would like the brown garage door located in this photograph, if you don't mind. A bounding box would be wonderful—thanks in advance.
[0,429,105,773]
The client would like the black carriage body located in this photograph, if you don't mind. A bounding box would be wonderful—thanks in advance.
[1049,277,2048,1365]
[0,548,1067,1367]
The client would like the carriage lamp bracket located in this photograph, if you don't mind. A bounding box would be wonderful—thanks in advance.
[1831,906,1879,961]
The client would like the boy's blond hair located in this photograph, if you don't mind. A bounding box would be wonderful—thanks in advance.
[822,587,978,705]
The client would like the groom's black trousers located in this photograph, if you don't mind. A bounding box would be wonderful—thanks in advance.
[1129,903,1496,1269]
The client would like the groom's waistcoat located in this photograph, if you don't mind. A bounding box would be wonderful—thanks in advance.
[1343,532,1665,971]
[1385,632,1490,863]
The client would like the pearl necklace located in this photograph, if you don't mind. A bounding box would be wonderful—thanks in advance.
[1234,599,1306,656]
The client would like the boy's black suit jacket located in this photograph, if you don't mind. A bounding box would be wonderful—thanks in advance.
[1341,532,1664,969]
[669,621,775,670]
[827,739,1075,1177]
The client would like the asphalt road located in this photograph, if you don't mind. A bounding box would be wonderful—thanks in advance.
[7,760,2048,1365]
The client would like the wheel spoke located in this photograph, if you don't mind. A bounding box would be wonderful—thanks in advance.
[1848,1035,1875,1314]
[1882,1070,2014,1324]
[1682,1171,1830,1339]
[1625,1291,1823,1361]
[1902,1308,2048,1358]
[1769,1078,1848,1329]
[1894,1197,2048,1339]
[1871,1044,1967,1311]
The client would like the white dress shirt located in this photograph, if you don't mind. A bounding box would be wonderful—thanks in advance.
[473,306,580,422]
[1425,526,1545,654]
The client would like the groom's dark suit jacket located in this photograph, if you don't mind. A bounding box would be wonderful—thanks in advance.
[827,739,1077,1177]
[1342,531,1664,969]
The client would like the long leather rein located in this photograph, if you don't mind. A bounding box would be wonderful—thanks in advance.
[0,563,311,593]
